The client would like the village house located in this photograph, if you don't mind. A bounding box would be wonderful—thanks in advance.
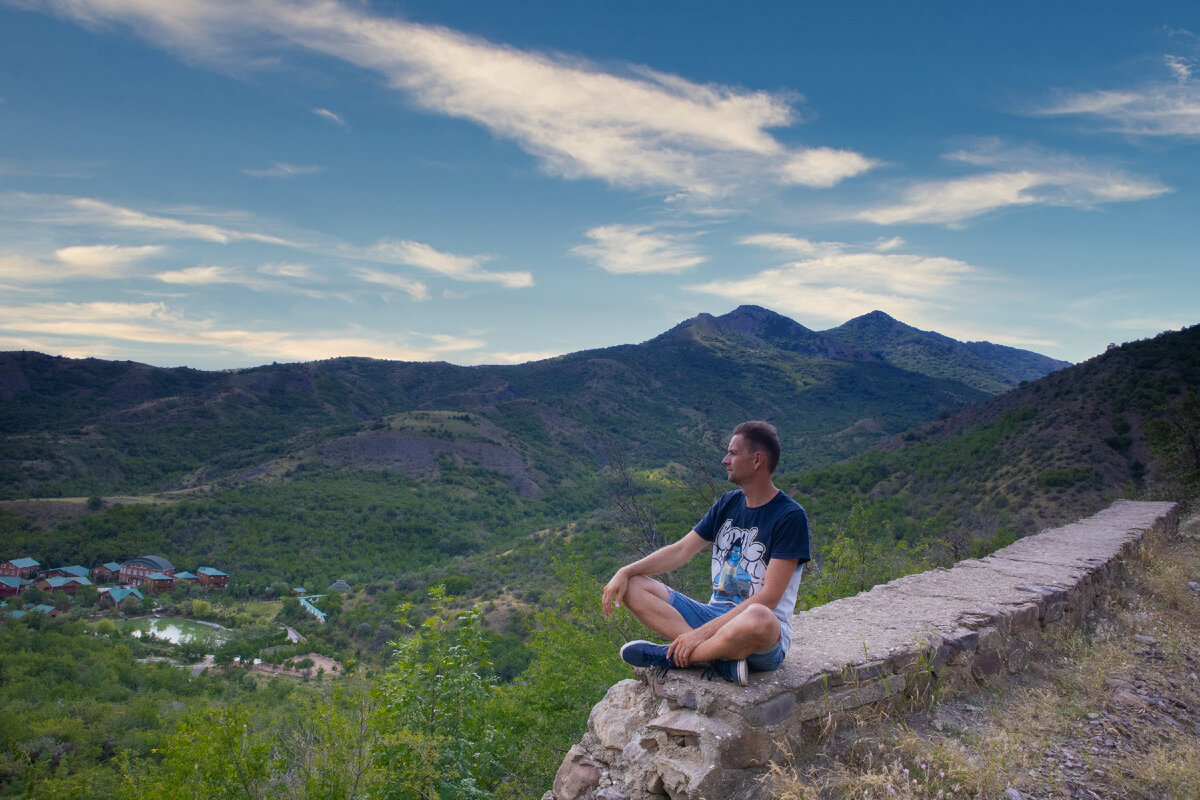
[6,604,59,619]
[143,572,175,594]
[0,577,25,598]
[41,565,91,580]
[197,566,229,589]
[99,586,143,607]
[92,562,121,582]
[119,556,174,585]
[37,575,93,596]
[0,558,40,579]
[175,571,199,583]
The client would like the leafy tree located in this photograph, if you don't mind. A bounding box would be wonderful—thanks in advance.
[372,587,497,800]
[121,706,274,800]
[1146,391,1200,499]
[274,689,378,800]
[278,596,304,624]
[800,502,933,609]
[488,563,641,799]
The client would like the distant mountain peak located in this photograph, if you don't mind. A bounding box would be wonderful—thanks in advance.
[841,310,906,331]
[655,305,877,363]
[715,305,816,339]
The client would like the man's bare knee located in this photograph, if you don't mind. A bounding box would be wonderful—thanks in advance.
[624,575,670,609]
[732,604,780,648]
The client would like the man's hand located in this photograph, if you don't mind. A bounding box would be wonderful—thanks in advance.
[601,569,629,619]
[667,626,711,667]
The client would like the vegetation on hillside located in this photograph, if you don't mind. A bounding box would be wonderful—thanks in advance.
[3,306,1053,499]
[1,321,1196,798]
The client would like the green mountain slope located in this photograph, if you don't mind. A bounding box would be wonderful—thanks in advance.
[1,307,1019,498]
[789,323,1200,543]
[822,310,1071,393]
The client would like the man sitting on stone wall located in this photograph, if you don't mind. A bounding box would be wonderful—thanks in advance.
[602,421,811,685]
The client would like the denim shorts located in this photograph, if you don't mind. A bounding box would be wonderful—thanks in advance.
[668,589,786,672]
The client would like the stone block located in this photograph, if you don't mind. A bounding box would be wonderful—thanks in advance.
[971,649,1003,679]
[590,680,654,751]
[944,627,979,654]
[719,724,786,769]
[741,691,796,727]
[553,745,603,800]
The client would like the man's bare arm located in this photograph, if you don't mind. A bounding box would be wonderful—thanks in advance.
[601,530,709,618]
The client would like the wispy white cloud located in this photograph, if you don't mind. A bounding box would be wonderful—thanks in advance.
[477,349,561,365]
[154,265,243,285]
[737,233,833,257]
[155,263,342,300]
[27,0,876,199]
[691,235,983,324]
[571,224,705,274]
[257,262,318,280]
[1038,51,1200,136]
[353,267,430,301]
[853,142,1169,225]
[782,148,878,189]
[64,197,295,244]
[0,254,53,283]
[365,239,533,288]
[1,192,296,245]
[55,244,164,271]
[0,244,165,282]
[311,106,347,127]
[4,192,530,296]
[0,300,485,364]
[243,162,324,178]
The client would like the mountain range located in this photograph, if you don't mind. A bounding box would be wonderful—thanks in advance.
[0,307,1068,500]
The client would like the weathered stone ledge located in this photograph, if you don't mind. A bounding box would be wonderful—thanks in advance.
[548,500,1179,800]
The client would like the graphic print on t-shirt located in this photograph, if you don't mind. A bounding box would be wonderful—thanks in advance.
[711,519,766,603]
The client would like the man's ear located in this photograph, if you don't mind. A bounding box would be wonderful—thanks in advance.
[752,449,764,470]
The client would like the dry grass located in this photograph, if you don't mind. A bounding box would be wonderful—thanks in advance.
[763,513,1200,800]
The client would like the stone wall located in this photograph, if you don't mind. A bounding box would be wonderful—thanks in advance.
[547,500,1179,800]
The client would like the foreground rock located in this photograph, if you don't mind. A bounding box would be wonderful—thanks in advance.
[547,500,1179,800]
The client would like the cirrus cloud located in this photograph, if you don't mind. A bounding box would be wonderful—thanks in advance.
[0,244,165,282]
[365,239,533,289]
[852,142,1169,226]
[1038,51,1200,137]
[0,299,488,365]
[27,0,876,200]
[571,224,705,274]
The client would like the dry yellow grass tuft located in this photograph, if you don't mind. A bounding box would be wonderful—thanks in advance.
[763,513,1200,800]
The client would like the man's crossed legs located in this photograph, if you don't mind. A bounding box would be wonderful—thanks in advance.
[617,575,784,686]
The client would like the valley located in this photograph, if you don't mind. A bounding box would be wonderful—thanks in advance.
[0,308,1195,799]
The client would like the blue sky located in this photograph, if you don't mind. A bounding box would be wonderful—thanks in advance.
[1,1,1197,369]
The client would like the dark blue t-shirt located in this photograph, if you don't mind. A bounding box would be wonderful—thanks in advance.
[694,489,810,649]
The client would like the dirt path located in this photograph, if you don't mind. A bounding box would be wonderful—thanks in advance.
[254,652,344,678]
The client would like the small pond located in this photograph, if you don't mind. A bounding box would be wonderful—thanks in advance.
[122,617,230,646]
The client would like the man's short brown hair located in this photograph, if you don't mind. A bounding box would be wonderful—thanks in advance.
[733,420,781,473]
